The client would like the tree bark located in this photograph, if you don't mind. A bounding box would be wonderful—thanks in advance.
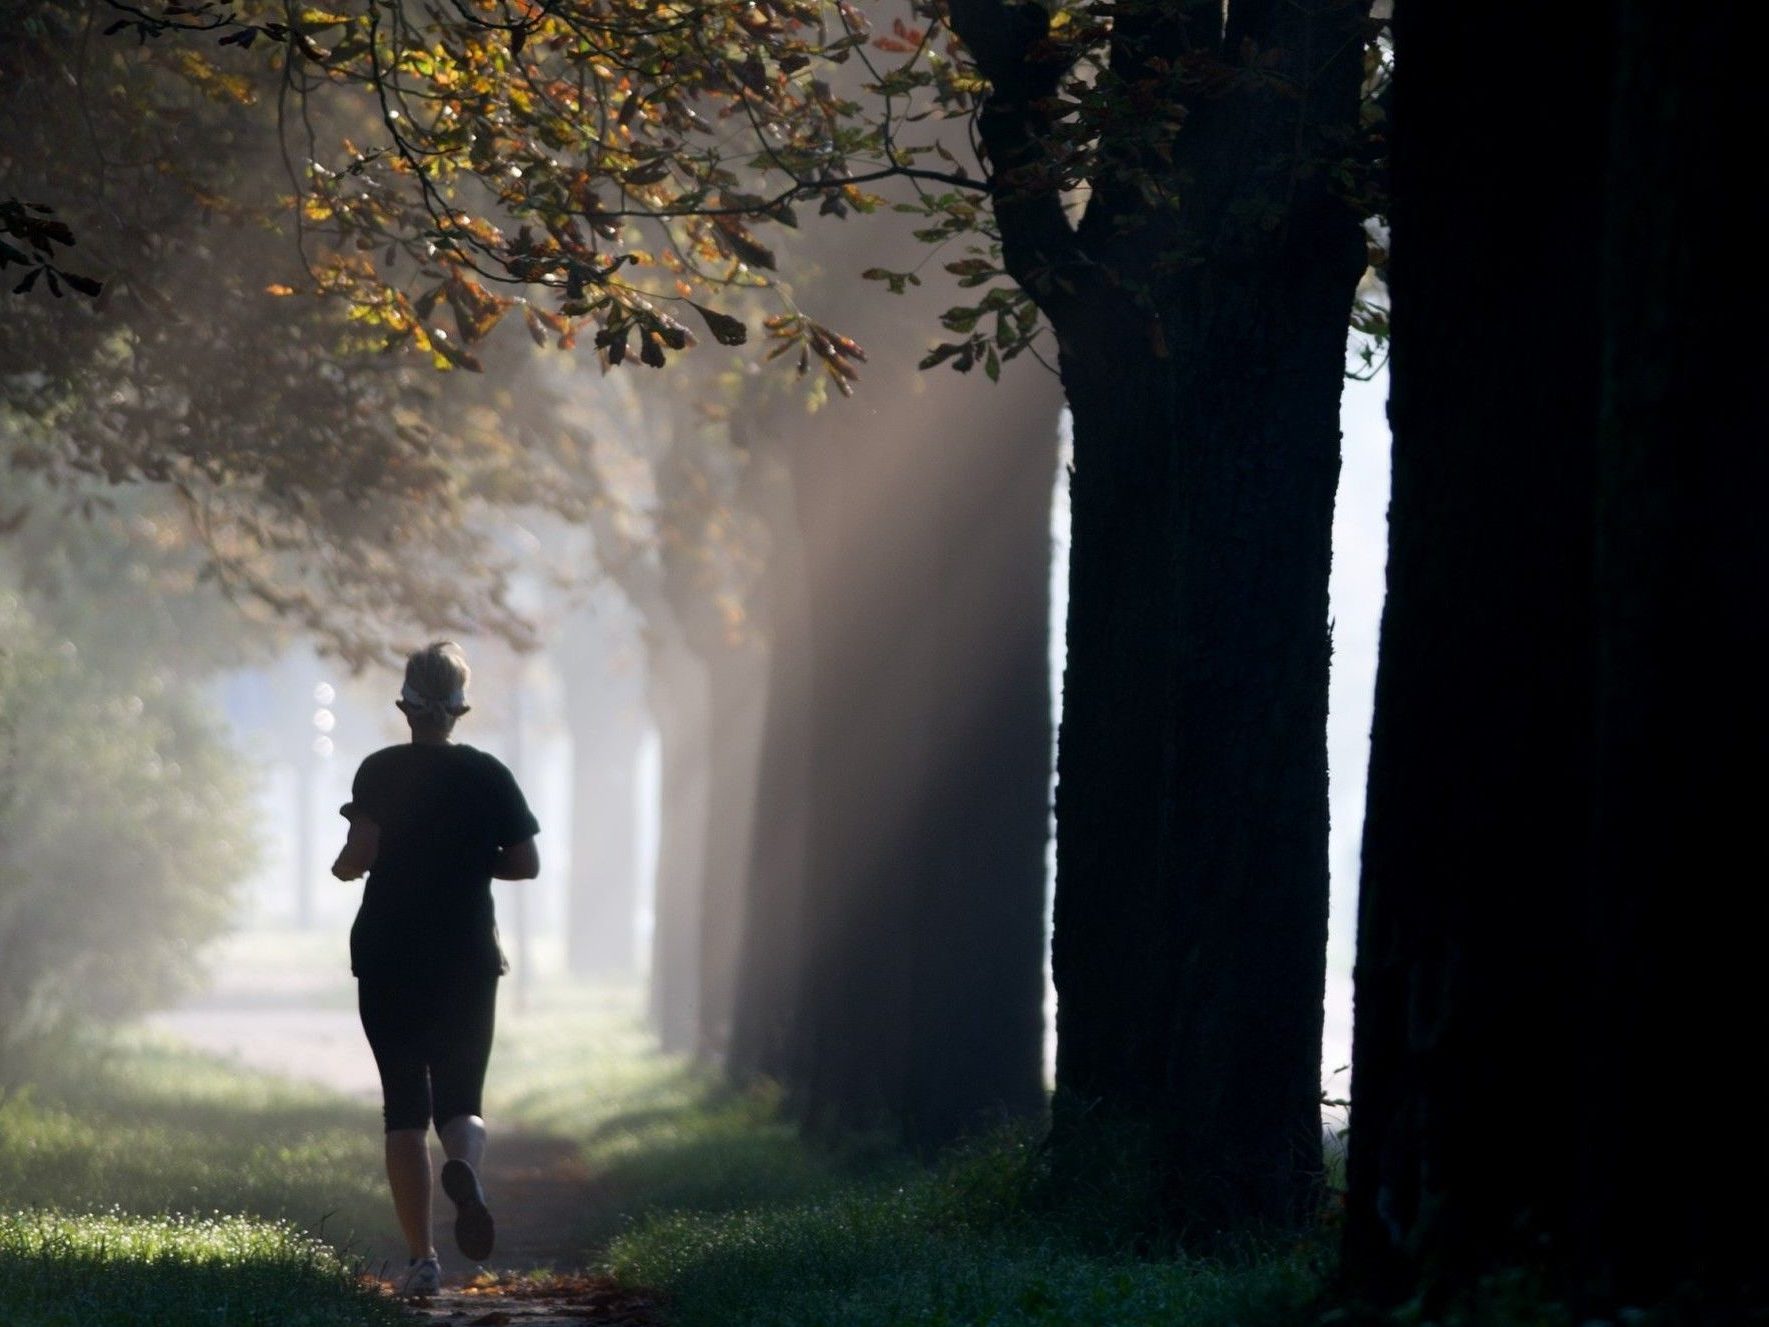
[947,0,1370,1236]
[791,375,1061,1149]
[1049,259,1351,1235]
[1575,5,1769,1314]
[725,449,814,1085]
[1341,4,1609,1307]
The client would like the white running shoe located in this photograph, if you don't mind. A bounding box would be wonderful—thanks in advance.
[396,1255,442,1297]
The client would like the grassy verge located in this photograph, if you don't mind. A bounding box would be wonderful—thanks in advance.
[605,1141,1328,1327]
[0,1210,406,1327]
[1,1030,402,1324]
[4,968,1332,1327]
[485,1001,1329,1327]
[0,1032,391,1250]
[485,995,905,1250]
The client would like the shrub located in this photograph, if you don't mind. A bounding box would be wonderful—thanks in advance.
[0,592,253,1049]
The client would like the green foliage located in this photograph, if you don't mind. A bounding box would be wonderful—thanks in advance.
[0,594,254,1044]
[0,1211,403,1327]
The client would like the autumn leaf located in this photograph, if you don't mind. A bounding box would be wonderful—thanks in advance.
[690,302,748,346]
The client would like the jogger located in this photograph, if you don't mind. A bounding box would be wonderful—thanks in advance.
[332,641,541,1295]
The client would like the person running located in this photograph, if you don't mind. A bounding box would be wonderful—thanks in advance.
[331,641,540,1297]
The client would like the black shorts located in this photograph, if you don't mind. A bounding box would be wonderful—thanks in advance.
[357,973,498,1132]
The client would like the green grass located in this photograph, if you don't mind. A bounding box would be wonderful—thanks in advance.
[486,994,904,1248]
[0,1032,392,1253]
[3,969,1331,1327]
[605,1142,1327,1327]
[0,1210,406,1327]
[482,999,1330,1327]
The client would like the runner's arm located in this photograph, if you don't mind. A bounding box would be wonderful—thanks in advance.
[491,837,539,881]
[331,815,380,880]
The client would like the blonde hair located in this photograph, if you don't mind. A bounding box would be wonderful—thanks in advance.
[401,640,470,718]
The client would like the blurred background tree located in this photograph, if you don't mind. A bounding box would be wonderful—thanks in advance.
[0,589,252,1049]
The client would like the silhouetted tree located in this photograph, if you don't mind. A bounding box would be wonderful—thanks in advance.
[787,359,1060,1149]
[1344,4,1766,1317]
[937,0,1375,1232]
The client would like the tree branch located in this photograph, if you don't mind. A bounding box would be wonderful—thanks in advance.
[945,0,1087,321]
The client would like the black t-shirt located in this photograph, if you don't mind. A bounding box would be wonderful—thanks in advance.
[343,743,539,980]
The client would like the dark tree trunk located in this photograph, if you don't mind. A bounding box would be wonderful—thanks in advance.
[725,450,813,1085]
[560,602,645,979]
[902,395,1055,1146]
[1049,256,1352,1236]
[1341,5,1609,1308]
[646,637,708,1054]
[791,378,1061,1149]
[947,0,1370,1236]
[788,382,945,1138]
[1576,6,1768,1315]
[694,637,767,1060]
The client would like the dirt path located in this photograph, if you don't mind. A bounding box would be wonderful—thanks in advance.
[402,1274,661,1327]
[150,978,658,1323]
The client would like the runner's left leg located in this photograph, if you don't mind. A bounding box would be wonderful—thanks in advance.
[385,1128,436,1260]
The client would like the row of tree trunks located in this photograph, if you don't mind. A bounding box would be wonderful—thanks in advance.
[724,447,815,1085]
[784,368,1061,1149]
[1345,3,1767,1316]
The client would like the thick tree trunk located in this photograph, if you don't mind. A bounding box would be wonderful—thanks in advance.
[902,398,1055,1147]
[791,403,940,1137]
[948,0,1370,1237]
[646,639,708,1054]
[1049,248,1354,1235]
[725,452,813,1085]
[1575,6,1768,1314]
[694,638,767,1061]
[783,373,1062,1150]
[1341,6,1609,1307]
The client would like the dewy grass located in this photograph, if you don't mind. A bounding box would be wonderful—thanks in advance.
[0,1210,406,1327]
[0,1029,394,1257]
[605,1138,1329,1327]
[486,991,903,1249]
[5,977,1330,1327]
[487,992,1328,1327]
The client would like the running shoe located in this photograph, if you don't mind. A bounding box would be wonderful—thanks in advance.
[396,1255,442,1297]
[440,1157,496,1261]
